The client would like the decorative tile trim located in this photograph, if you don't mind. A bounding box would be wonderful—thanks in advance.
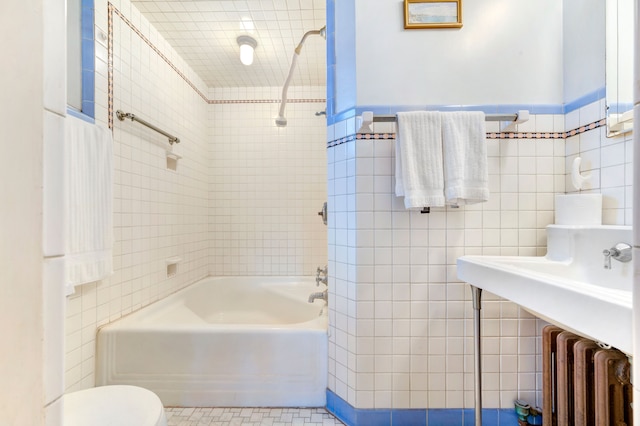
[107,2,113,129]
[106,2,325,128]
[109,2,208,104]
[327,118,606,147]
[564,118,607,137]
[208,98,326,105]
[355,133,396,141]
[327,134,357,148]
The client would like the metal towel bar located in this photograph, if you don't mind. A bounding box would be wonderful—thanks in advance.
[358,110,530,133]
[369,111,526,122]
[116,110,180,145]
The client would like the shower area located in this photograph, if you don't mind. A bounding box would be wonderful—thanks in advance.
[65,0,328,395]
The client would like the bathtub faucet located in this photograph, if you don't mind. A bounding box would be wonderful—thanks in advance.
[308,290,327,303]
[316,265,328,286]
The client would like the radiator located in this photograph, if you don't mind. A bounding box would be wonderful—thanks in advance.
[542,325,632,426]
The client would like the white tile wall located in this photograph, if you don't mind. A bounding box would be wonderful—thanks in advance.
[208,86,328,276]
[327,116,565,410]
[564,100,633,225]
[327,104,634,411]
[65,0,210,392]
[65,0,328,392]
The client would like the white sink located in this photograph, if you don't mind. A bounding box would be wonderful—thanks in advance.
[457,225,633,354]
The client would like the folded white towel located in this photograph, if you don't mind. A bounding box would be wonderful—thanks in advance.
[64,116,114,294]
[441,111,489,205]
[395,111,446,209]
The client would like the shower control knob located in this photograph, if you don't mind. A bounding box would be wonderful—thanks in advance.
[317,202,327,225]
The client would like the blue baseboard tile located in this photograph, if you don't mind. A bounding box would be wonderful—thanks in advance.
[392,409,427,426]
[326,390,519,426]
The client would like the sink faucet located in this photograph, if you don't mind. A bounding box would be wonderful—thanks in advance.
[308,290,327,303]
[602,243,632,269]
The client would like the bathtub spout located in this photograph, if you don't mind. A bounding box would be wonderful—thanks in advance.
[308,290,327,303]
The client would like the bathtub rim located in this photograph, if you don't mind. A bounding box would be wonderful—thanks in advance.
[97,275,328,331]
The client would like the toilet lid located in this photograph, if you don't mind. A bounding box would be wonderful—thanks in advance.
[64,385,167,426]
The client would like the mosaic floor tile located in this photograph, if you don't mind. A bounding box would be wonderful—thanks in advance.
[165,407,345,426]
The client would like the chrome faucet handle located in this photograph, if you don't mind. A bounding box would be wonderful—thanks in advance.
[603,243,632,269]
[603,248,615,269]
[315,265,328,286]
[315,275,328,287]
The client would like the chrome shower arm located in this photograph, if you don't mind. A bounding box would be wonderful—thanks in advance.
[295,26,326,54]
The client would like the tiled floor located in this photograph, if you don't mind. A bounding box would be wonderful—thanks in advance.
[165,407,345,426]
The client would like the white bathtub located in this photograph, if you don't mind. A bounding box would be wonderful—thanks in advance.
[96,276,328,407]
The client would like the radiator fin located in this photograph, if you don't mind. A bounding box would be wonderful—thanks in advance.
[541,325,632,426]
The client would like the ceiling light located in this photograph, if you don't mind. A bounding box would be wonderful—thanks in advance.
[237,35,257,66]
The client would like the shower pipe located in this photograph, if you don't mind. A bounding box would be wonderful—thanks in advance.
[116,110,180,144]
[275,26,327,127]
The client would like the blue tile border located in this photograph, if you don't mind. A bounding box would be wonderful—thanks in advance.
[80,0,95,119]
[327,87,606,126]
[67,107,96,124]
[564,87,606,113]
[326,390,519,426]
[355,103,565,117]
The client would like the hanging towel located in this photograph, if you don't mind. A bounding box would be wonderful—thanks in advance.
[441,111,489,205]
[64,116,114,294]
[395,111,446,209]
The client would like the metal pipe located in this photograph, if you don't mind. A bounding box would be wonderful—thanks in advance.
[276,26,326,127]
[370,113,520,122]
[295,26,326,54]
[116,110,180,144]
[471,285,483,426]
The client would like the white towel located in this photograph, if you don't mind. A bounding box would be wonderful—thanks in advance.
[64,116,114,294]
[395,111,446,209]
[441,111,489,205]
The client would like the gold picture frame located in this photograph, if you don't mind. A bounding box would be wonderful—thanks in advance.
[404,0,463,29]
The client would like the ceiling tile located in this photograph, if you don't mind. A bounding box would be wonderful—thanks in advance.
[130,0,326,89]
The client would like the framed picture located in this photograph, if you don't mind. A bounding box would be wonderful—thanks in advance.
[404,0,463,29]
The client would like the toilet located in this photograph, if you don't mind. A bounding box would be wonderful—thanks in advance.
[64,385,167,426]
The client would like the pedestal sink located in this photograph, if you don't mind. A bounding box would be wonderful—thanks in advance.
[457,225,633,354]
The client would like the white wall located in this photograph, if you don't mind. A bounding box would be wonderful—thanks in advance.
[348,0,563,107]
[0,0,45,424]
[564,0,605,102]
